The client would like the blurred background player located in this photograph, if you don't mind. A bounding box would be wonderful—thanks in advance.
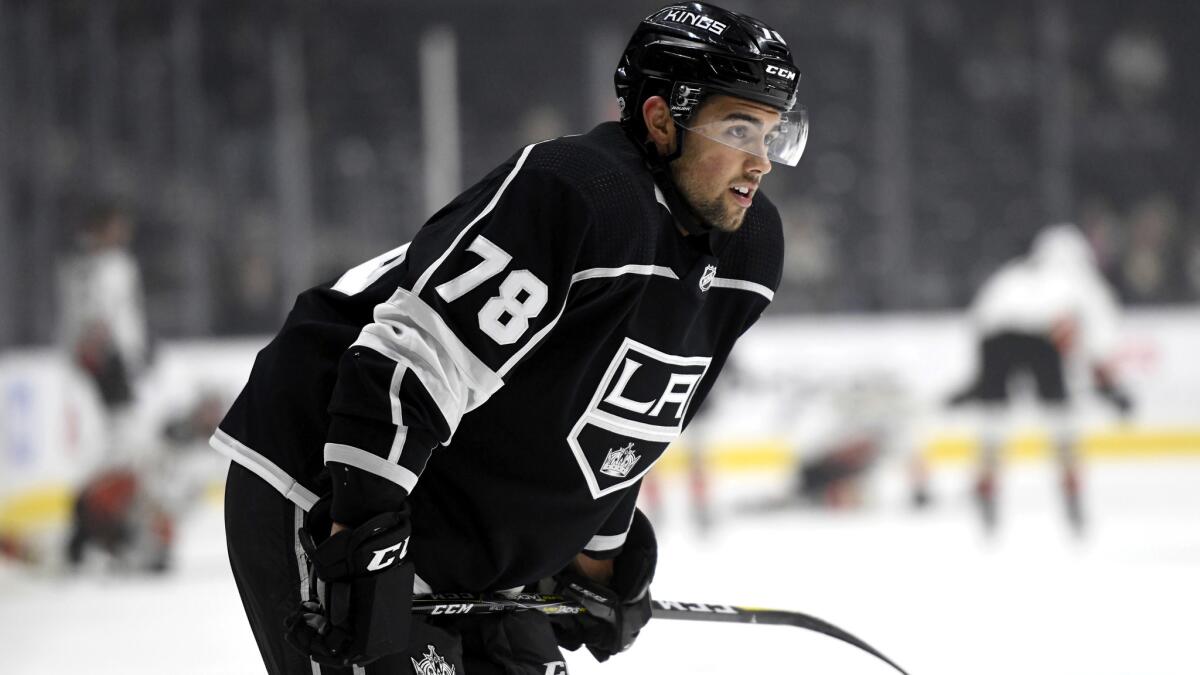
[56,202,149,436]
[656,353,914,527]
[789,370,913,509]
[58,388,228,574]
[946,222,1134,535]
[54,202,171,572]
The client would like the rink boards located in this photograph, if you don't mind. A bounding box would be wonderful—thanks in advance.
[3,309,1198,533]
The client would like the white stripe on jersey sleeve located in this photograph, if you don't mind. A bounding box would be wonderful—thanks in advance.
[387,364,409,463]
[570,264,679,284]
[585,530,629,553]
[585,506,638,554]
[209,429,320,510]
[353,285,505,439]
[411,141,545,297]
[324,442,420,494]
[710,276,775,302]
[332,243,410,296]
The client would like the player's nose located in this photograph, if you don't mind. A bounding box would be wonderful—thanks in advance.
[745,149,771,177]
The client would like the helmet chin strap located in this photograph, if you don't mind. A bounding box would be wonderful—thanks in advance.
[644,125,712,237]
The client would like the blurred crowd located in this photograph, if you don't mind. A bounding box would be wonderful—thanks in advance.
[0,0,1196,348]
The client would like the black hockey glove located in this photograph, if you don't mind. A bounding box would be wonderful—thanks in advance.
[284,497,414,667]
[551,509,657,662]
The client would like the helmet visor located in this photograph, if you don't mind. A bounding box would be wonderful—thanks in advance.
[677,106,809,167]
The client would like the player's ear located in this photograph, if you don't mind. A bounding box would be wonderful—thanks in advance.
[642,96,676,157]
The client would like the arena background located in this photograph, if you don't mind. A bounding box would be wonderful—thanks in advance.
[1,1,1198,673]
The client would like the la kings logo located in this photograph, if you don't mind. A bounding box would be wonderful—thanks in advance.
[411,645,455,675]
[569,338,711,498]
[600,442,641,478]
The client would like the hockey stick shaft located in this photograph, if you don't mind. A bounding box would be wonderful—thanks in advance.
[412,594,908,674]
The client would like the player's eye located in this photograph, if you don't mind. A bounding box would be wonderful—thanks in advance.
[724,124,750,140]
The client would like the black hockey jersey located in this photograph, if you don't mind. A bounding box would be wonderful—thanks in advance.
[212,122,783,594]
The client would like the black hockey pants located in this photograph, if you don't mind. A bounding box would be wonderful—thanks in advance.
[224,463,569,674]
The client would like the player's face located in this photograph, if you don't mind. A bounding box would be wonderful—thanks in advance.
[670,95,778,233]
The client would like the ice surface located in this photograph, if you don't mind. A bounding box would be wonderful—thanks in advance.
[2,458,1198,675]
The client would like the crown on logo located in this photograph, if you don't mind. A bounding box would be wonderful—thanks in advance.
[600,442,642,478]
[411,645,455,675]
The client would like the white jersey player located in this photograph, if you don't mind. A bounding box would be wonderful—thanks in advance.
[57,205,148,411]
[950,222,1132,533]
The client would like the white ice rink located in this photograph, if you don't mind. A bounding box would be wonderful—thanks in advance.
[2,458,1198,675]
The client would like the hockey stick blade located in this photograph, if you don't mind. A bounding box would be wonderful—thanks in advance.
[412,594,908,674]
[650,600,909,675]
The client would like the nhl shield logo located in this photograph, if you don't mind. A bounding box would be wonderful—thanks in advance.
[699,264,718,292]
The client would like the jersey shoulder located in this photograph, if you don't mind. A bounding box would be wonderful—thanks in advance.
[526,123,664,269]
[524,123,657,213]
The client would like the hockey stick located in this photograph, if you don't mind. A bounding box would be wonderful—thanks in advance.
[413,593,909,674]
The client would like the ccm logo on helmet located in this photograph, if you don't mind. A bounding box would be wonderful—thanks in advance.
[766,64,797,81]
[660,8,728,35]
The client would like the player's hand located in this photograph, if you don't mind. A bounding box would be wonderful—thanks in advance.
[284,497,414,667]
[1101,385,1134,418]
[1092,365,1135,419]
[551,509,657,661]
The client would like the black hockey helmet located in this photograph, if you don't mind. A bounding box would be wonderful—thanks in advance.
[615,2,807,165]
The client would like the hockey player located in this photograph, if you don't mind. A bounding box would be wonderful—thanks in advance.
[56,203,163,571]
[214,3,807,673]
[56,203,148,444]
[948,223,1133,534]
